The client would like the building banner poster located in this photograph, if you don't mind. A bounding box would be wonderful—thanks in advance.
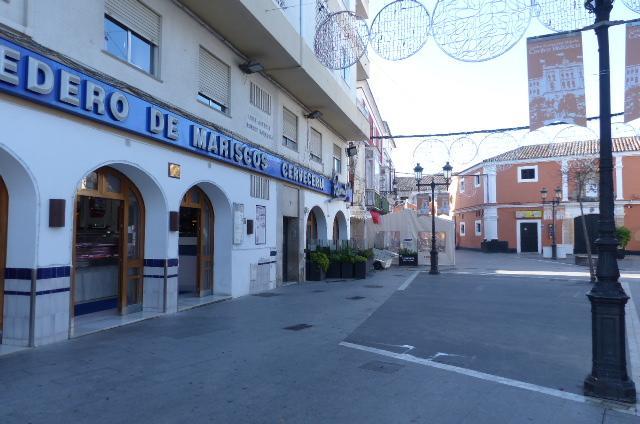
[255,205,266,245]
[625,22,640,123]
[527,34,586,130]
[416,194,430,216]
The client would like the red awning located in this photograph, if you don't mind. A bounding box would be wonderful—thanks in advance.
[370,210,381,224]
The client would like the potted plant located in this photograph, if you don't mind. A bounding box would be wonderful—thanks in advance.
[327,253,342,278]
[398,248,418,266]
[616,226,631,259]
[306,251,329,281]
[353,255,368,279]
[340,252,354,278]
[359,248,375,271]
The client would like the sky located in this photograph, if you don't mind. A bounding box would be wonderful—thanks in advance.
[365,0,640,176]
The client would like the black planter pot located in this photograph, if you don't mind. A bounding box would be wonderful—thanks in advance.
[306,261,325,281]
[353,262,367,279]
[617,248,626,260]
[327,261,341,278]
[399,254,418,266]
[341,262,354,278]
[366,258,375,271]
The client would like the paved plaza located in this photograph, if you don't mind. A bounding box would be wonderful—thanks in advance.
[1,252,640,423]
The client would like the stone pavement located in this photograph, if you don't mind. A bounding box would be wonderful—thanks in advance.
[1,252,639,423]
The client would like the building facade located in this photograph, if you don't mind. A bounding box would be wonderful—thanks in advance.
[0,0,370,347]
[451,137,640,256]
[349,79,395,246]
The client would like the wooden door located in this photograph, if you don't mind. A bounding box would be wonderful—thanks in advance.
[520,222,539,253]
[181,187,214,297]
[0,176,7,334]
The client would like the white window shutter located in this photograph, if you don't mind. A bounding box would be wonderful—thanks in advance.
[105,0,160,45]
[199,47,230,108]
[310,128,322,157]
[283,108,297,142]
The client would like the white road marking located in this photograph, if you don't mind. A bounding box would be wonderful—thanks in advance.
[340,341,639,416]
[622,281,640,387]
[398,271,420,291]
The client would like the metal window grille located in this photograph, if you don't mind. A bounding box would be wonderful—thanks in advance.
[250,175,270,200]
[310,128,322,162]
[105,0,160,45]
[282,108,298,150]
[199,47,230,109]
[250,82,271,115]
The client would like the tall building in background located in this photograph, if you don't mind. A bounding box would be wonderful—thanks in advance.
[0,0,369,348]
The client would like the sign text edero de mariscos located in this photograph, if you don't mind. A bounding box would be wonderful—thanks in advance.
[0,36,329,193]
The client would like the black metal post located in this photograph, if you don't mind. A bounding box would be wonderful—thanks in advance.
[551,201,557,260]
[583,0,636,403]
[430,181,439,275]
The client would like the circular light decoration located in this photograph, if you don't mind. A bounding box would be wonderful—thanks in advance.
[621,0,640,13]
[370,0,431,61]
[448,136,479,167]
[534,0,594,32]
[431,0,532,62]
[314,11,370,70]
[411,139,449,173]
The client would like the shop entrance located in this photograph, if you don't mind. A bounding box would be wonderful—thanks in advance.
[0,176,7,339]
[178,187,214,297]
[73,167,144,316]
[519,222,539,253]
[282,217,299,282]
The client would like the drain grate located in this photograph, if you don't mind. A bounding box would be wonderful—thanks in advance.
[312,289,325,293]
[283,323,313,331]
[393,274,405,277]
[359,360,404,374]
[346,296,365,300]
[364,285,383,288]
[253,292,281,297]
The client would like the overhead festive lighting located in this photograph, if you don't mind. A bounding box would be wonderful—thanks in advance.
[370,0,431,61]
[314,11,369,70]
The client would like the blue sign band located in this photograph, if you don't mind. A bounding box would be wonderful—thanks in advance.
[0,36,334,195]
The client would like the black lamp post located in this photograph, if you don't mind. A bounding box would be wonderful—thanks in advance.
[540,187,562,260]
[414,162,452,275]
[583,0,636,403]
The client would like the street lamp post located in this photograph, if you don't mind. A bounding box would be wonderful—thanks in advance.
[540,187,562,260]
[583,0,636,403]
[414,162,452,275]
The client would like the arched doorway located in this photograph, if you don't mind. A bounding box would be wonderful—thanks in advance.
[306,206,327,250]
[73,167,145,316]
[0,176,7,339]
[574,214,599,254]
[179,186,214,298]
[332,210,348,249]
[307,210,318,246]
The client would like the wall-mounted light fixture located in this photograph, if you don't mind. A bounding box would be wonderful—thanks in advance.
[239,61,265,74]
[305,110,323,119]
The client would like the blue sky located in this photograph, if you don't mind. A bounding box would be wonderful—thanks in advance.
[366,0,640,175]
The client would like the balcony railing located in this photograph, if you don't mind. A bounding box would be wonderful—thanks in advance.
[365,189,390,214]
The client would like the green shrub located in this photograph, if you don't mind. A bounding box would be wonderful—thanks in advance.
[358,248,374,260]
[398,248,417,256]
[353,255,367,263]
[616,226,632,249]
[310,252,329,273]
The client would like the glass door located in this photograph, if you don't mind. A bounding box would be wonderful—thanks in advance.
[199,198,214,296]
[0,176,7,337]
[121,190,144,313]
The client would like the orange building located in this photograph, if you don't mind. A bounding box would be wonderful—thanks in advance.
[451,137,640,256]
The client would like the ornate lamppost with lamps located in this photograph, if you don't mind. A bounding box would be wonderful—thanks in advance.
[583,0,636,403]
[540,187,562,260]
[413,162,453,275]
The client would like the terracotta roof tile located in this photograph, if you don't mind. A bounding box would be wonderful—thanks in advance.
[395,175,449,193]
[483,136,640,163]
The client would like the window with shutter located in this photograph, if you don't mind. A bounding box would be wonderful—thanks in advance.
[310,128,322,163]
[333,144,342,174]
[104,0,159,75]
[282,108,298,151]
[198,47,230,113]
[250,82,271,115]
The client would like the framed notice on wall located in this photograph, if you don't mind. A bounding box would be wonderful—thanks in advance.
[233,203,245,245]
[256,205,266,245]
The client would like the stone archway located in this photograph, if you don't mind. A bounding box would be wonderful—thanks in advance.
[306,206,327,249]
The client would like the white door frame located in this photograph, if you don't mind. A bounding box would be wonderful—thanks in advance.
[516,219,542,254]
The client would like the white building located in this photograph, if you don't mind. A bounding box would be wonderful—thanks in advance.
[349,79,395,246]
[0,0,369,347]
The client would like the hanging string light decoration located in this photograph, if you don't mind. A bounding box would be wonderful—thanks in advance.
[314,11,370,70]
[534,0,595,32]
[369,0,431,61]
[621,0,640,13]
[431,0,532,62]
